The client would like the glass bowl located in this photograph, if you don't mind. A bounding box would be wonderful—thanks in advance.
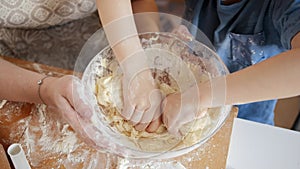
[79,31,232,159]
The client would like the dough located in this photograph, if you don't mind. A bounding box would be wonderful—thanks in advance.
[94,52,218,152]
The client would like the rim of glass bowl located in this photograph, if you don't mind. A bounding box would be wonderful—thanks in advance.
[80,32,232,159]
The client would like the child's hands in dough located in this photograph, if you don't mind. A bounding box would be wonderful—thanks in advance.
[162,85,207,136]
[121,69,163,132]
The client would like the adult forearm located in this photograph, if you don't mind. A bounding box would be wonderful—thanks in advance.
[0,59,44,103]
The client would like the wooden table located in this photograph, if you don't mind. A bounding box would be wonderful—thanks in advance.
[0,56,237,169]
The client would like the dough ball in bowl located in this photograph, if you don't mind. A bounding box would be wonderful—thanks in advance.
[80,32,231,159]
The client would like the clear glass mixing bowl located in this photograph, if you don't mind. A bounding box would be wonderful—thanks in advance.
[75,13,232,160]
[78,33,231,159]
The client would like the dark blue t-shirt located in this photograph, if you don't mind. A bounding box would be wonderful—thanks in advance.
[184,0,300,124]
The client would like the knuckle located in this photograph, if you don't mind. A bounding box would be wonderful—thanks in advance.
[136,101,149,111]
[121,109,132,120]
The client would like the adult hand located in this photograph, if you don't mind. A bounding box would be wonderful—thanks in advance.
[40,75,99,147]
[162,85,207,136]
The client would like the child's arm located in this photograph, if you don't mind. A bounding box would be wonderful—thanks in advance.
[224,32,300,106]
[96,0,162,132]
[162,32,300,135]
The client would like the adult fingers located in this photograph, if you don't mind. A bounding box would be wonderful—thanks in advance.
[63,76,93,119]
[57,96,97,147]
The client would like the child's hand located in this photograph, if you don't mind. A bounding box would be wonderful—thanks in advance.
[121,70,163,132]
[162,85,207,136]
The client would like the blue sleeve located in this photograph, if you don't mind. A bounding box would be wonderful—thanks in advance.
[272,0,300,49]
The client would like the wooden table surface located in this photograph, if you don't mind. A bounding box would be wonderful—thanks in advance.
[0,56,237,169]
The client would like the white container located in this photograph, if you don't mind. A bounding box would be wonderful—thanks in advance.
[7,143,31,169]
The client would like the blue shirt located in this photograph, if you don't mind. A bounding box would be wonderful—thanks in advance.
[184,0,300,124]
